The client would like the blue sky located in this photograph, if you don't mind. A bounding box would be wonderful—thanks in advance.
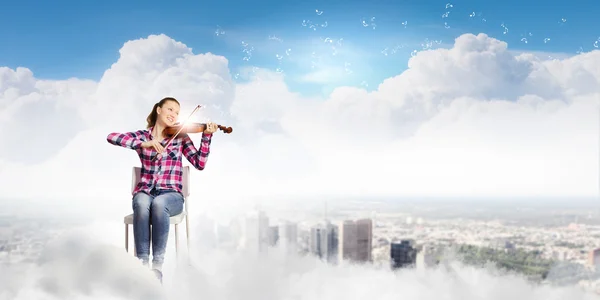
[1,0,599,96]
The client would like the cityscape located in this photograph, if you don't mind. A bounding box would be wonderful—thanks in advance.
[2,197,599,296]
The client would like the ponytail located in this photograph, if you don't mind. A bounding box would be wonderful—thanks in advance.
[146,97,180,128]
[146,103,160,128]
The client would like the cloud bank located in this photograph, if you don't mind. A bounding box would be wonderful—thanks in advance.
[1,225,599,300]
[0,33,598,211]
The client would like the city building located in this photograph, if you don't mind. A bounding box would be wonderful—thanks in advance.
[310,221,338,264]
[279,220,298,253]
[416,244,439,270]
[390,239,417,269]
[244,209,270,253]
[588,248,600,267]
[268,226,279,247]
[310,226,321,255]
[338,218,372,263]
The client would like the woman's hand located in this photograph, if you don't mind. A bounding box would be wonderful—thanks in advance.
[204,122,218,134]
[141,139,164,153]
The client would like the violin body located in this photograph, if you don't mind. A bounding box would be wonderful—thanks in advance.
[163,122,233,138]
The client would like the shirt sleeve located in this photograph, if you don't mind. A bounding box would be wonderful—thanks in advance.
[106,130,145,150]
[182,133,212,170]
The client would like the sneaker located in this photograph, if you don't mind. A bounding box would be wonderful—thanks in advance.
[152,269,163,284]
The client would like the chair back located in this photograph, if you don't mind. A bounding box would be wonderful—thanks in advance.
[131,166,191,198]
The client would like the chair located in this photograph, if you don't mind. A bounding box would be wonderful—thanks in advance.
[124,166,191,259]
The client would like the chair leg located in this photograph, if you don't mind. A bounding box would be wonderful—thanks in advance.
[133,225,138,257]
[175,224,179,259]
[125,224,129,252]
[185,215,191,258]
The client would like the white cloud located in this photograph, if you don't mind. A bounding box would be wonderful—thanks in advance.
[1,224,598,300]
[509,49,575,61]
[0,32,598,211]
[2,32,600,300]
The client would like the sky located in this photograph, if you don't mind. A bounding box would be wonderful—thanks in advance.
[1,1,600,299]
[1,0,599,96]
[0,0,599,208]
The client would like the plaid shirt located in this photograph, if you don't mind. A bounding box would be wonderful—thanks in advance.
[106,127,212,195]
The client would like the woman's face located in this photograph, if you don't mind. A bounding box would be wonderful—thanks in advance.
[157,100,180,127]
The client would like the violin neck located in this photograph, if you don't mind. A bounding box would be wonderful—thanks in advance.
[200,123,225,129]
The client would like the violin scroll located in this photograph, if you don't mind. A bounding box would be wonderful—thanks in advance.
[218,125,233,134]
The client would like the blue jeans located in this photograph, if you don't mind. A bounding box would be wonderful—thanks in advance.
[132,189,183,269]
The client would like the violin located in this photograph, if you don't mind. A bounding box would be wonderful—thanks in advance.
[163,122,233,138]
[151,105,231,162]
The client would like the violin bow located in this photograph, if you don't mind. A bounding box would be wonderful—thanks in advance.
[152,104,202,162]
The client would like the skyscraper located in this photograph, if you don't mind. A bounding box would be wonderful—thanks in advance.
[390,239,417,269]
[338,218,372,263]
[310,226,321,256]
[321,222,338,264]
[588,248,600,267]
[310,221,338,264]
[279,220,298,253]
[244,210,270,253]
[416,244,440,270]
[268,226,279,247]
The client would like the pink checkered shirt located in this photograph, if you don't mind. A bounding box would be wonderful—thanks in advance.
[106,127,212,195]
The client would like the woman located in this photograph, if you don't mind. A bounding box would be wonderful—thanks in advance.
[106,97,217,283]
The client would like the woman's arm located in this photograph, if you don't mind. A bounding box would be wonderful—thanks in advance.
[182,133,212,170]
[106,130,146,150]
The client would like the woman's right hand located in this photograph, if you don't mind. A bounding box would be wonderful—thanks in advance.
[141,140,164,153]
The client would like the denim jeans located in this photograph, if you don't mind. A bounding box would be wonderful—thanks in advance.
[132,189,183,269]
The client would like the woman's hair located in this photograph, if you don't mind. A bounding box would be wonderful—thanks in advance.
[146,97,180,128]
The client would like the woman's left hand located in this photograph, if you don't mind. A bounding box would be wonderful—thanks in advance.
[204,122,218,134]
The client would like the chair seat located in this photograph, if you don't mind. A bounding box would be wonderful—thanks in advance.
[124,211,186,225]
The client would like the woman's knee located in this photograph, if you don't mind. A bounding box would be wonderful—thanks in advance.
[132,192,152,213]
